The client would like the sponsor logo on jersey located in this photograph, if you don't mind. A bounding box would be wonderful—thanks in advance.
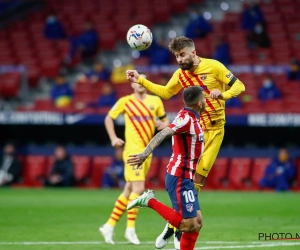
[149,105,154,110]
[131,115,152,122]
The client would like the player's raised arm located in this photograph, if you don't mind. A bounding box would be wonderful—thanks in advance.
[126,70,182,100]
[127,127,174,167]
[210,60,245,100]
[221,78,245,100]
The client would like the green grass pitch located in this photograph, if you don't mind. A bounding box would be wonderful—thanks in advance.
[0,188,299,250]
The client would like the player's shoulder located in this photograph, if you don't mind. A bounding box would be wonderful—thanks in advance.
[174,68,182,74]
[170,68,182,77]
[201,57,224,68]
[146,94,162,102]
[119,94,133,102]
[176,109,191,120]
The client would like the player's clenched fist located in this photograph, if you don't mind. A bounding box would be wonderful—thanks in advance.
[210,89,224,100]
[111,137,125,147]
[126,70,140,82]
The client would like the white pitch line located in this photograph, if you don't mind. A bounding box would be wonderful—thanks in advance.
[0,241,238,245]
[0,242,131,245]
[0,241,237,245]
[0,241,300,249]
[165,242,300,250]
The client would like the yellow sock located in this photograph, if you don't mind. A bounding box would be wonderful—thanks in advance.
[107,193,128,227]
[127,192,140,228]
[194,183,203,193]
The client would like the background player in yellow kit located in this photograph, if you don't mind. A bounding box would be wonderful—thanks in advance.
[126,36,245,249]
[99,72,169,245]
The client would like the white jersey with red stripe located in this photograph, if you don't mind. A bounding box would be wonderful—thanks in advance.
[167,108,204,180]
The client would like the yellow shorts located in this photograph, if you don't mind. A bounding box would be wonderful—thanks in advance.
[197,127,224,177]
[123,151,152,182]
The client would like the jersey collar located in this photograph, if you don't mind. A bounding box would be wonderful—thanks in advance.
[183,107,200,120]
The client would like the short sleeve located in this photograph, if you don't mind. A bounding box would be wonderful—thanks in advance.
[168,113,190,134]
[108,97,126,120]
[214,60,238,87]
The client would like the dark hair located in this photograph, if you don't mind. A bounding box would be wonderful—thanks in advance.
[168,36,195,53]
[182,86,203,106]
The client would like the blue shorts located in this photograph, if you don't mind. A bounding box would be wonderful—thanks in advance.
[165,173,200,219]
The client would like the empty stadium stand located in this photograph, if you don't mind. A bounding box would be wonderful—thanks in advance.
[11,155,300,191]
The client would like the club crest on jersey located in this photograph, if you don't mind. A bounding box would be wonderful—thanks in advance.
[200,74,207,80]
[186,203,194,212]
[149,105,154,110]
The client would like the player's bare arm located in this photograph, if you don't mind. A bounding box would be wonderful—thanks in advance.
[127,127,175,167]
[104,114,125,147]
[222,80,245,100]
[126,70,181,100]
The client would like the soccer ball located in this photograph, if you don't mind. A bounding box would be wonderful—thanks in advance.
[126,24,153,51]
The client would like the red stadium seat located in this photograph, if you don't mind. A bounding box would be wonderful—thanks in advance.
[153,3,171,22]
[162,100,180,112]
[250,158,271,190]
[71,156,91,185]
[47,156,55,176]
[0,73,21,98]
[27,65,42,88]
[261,4,277,14]
[243,101,264,114]
[171,0,188,13]
[132,57,150,66]
[115,84,133,98]
[136,13,154,28]
[41,58,61,78]
[24,156,47,187]
[225,107,244,115]
[91,156,113,188]
[204,157,229,190]
[34,99,56,111]
[228,158,252,190]
[264,100,285,113]
[145,157,162,189]
[96,107,111,114]
[98,32,117,50]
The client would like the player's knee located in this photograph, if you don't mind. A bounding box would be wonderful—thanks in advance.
[189,221,200,232]
[131,182,145,195]
[179,219,199,233]
[133,187,144,195]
